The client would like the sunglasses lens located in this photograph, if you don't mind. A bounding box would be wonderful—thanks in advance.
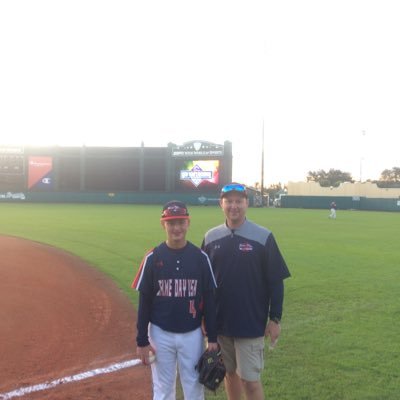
[221,184,246,193]
[162,206,188,218]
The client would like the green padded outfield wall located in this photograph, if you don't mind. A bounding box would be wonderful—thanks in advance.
[0,190,261,207]
[281,195,400,212]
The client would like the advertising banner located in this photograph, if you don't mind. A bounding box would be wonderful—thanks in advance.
[28,156,53,190]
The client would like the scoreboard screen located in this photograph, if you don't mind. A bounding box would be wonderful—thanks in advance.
[176,160,220,190]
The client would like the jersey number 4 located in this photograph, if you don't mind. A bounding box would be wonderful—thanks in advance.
[189,300,197,318]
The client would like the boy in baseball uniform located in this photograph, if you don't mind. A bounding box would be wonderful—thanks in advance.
[133,201,218,400]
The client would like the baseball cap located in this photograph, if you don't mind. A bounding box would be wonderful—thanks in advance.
[161,200,190,221]
[220,183,248,198]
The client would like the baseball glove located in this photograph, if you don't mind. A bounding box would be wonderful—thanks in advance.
[195,348,226,392]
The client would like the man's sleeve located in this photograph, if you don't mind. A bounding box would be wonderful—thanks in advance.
[268,280,284,320]
[265,234,291,281]
[265,234,290,320]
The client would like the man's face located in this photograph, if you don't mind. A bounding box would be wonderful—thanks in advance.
[162,218,190,245]
[220,192,248,225]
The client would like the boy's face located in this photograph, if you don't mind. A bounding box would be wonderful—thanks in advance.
[162,218,190,247]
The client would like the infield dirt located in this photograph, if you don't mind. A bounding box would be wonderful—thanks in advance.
[0,235,151,400]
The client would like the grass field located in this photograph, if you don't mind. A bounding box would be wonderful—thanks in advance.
[0,203,399,399]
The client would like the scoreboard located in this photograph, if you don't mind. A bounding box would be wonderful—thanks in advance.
[0,141,232,194]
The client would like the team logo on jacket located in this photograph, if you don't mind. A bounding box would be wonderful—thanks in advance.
[239,242,253,252]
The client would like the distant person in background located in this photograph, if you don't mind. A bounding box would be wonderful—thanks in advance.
[329,202,337,219]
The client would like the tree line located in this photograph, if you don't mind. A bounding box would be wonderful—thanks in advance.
[306,166,400,188]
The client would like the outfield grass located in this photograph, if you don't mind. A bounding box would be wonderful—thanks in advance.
[0,203,399,400]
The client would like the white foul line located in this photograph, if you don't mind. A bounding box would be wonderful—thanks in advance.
[0,358,142,400]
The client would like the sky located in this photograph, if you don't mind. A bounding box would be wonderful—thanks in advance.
[1,1,399,186]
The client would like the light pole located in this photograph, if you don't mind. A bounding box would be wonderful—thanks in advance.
[359,130,366,182]
[260,120,265,206]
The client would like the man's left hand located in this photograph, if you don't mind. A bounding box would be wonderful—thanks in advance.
[265,320,281,349]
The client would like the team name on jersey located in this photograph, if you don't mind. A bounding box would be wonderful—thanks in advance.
[157,279,198,297]
[239,242,254,252]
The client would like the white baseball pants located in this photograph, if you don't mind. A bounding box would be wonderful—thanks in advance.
[149,323,205,400]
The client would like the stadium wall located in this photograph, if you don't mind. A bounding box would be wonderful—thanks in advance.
[0,141,234,204]
[281,195,400,212]
[0,190,262,207]
[283,181,400,211]
[287,181,400,198]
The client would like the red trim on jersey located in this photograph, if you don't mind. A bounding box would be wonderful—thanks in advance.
[132,248,154,289]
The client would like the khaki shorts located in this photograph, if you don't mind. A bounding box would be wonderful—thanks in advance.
[218,335,265,382]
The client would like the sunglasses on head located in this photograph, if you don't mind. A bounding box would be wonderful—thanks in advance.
[221,183,247,194]
[161,206,189,218]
